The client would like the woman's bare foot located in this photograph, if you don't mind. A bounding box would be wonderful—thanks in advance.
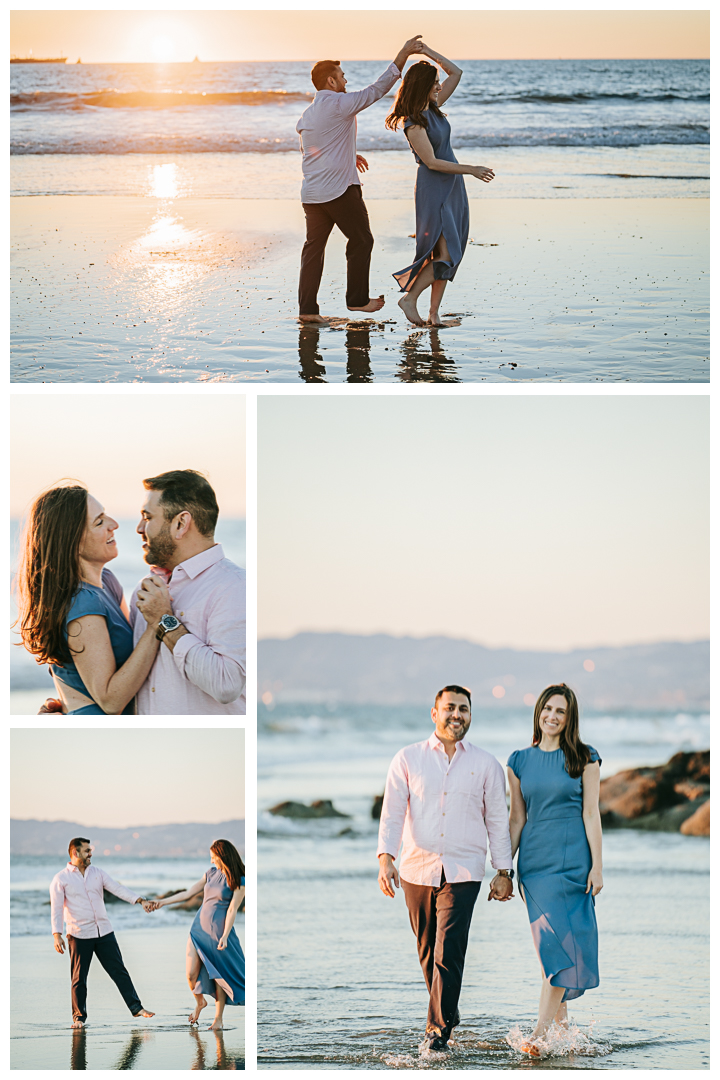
[347,295,385,313]
[71,1020,85,1029]
[189,998,208,1024]
[133,1009,155,1018]
[398,295,425,326]
[209,1020,224,1031]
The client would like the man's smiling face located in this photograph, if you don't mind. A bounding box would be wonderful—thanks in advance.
[137,489,176,568]
[432,690,472,743]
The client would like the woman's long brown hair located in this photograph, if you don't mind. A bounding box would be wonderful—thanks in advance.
[14,484,89,666]
[386,60,443,132]
[211,839,245,892]
[532,683,591,779]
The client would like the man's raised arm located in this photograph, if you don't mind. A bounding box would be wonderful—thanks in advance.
[337,36,423,117]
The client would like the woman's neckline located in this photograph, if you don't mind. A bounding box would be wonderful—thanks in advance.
[535,744,562,754]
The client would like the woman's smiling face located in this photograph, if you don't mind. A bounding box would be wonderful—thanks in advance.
[539,694,569,738]
[79,494,119,567]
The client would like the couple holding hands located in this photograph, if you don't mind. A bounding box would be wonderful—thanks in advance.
[50,838,245,1031]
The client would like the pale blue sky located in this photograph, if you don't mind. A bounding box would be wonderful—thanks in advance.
[11,729,244,827]
[11,394,245,518]
[259,395,709,651]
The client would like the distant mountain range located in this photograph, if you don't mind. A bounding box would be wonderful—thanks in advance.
[11,818,245,857]
[259,633,709,710]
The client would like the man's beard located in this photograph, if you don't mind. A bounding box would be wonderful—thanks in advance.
[143,523,176,569]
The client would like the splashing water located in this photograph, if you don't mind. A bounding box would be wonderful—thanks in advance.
[506,1020,613,1059]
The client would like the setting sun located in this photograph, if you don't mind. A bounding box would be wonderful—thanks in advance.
[151,34,176,63]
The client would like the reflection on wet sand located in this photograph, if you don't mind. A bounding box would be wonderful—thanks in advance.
[114,1031,147,1070]
[297,324,460,382]
[397,328,460,382]
[190,1026,243,1070]
[70,1028,86,1071]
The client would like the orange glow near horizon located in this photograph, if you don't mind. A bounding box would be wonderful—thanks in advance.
[10,10,709,63]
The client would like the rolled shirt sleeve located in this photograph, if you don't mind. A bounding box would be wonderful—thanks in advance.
[484,758,513,871]
[377,749,410,859]
[171,580,246,705]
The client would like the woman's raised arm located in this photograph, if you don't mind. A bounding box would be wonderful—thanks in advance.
[419,44,462,105]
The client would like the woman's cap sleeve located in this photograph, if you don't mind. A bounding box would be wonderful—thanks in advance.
[588,746,602,766]
[240,876,245,886]
[507,750,520,774]
[65,586,108,624]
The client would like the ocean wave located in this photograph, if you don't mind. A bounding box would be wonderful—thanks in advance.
[466,90,710,105]
[11,89,314,111]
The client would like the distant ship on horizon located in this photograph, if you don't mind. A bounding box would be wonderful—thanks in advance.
[10,56,67,64]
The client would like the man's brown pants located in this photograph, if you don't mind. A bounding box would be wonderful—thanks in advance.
[401,873,481,1039]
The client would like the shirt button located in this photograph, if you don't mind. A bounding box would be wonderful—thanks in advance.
[442,813,445,816]
[180,611,184,616]
[441,833,444,837]
[151,687,155,692]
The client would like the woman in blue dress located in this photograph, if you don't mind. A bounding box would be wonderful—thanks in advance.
[386,45,496,327]
[153,839,245,1030]
[507,684,603,1057]
[15,483,172,714]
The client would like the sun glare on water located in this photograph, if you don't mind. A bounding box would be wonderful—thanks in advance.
[150,163,180,200]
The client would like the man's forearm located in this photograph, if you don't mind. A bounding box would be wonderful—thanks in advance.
[392,48,411,72]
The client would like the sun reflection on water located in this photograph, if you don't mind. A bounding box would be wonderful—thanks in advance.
[149,162,180,199]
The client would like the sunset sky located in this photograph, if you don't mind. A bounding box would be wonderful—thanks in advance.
[10,393,245,519]
[11,728,245,826]
[10,10,709,63]
[259,396,709,652]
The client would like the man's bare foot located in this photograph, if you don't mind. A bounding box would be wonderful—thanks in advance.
[71,1020,85,1029]
[133,1009,155,1019]
[299,313,332,323]
[347,295,385,313]
[189,998,208,1025]
[398,295,425,326]
[209,1020,224,1031]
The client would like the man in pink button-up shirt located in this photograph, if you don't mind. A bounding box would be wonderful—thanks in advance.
[377,685,514,1052]
[130,470,246,715]
[50,838,156,1027]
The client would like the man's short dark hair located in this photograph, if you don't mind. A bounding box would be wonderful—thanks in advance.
[434,685,472,710]
[311,60,340,91]
[143,469,219,538]
[68,837,90,857]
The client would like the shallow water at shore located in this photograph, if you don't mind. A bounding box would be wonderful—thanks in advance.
[258,704,709,1069]
[11,196,708,383]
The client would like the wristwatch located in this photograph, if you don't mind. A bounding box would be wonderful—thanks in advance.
[156,614,183,641]
[497,869,515,880]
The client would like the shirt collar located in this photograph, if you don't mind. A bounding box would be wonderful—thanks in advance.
[429,731,467,752]
[151,544,224,584]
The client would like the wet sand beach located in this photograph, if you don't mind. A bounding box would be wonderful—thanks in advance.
[11,926,245,1070]
[11,196,708,382]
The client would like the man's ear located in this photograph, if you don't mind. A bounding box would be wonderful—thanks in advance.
[174,511,193,539]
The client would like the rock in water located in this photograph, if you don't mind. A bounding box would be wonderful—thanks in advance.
[680,800,710,836]
[600,750,709,832]
[371,795,384,820]
[268,799,350,819]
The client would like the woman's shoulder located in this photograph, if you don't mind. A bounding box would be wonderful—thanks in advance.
[507,745,534,770]
[66,581,109,623]
[585,745,602,766]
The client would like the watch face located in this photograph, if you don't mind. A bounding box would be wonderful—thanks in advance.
[161,615,180,630]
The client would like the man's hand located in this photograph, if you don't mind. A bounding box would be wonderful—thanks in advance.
[136,575,173,625]
[356,154,369,174]
[54,932,66,954]
[141,900,158,913]
[394,35,424,71]
[378,853,399,898]
[487,873,514,902]
[39,698,64,714]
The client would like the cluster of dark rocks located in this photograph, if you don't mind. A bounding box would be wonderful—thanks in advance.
[270,751,709,837]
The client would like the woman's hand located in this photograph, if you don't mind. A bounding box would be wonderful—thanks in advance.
[471,165,495,183]
[136,575,173,625]
[38,697,64,714]
[586,867,603,896]
[217,935,229,951]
